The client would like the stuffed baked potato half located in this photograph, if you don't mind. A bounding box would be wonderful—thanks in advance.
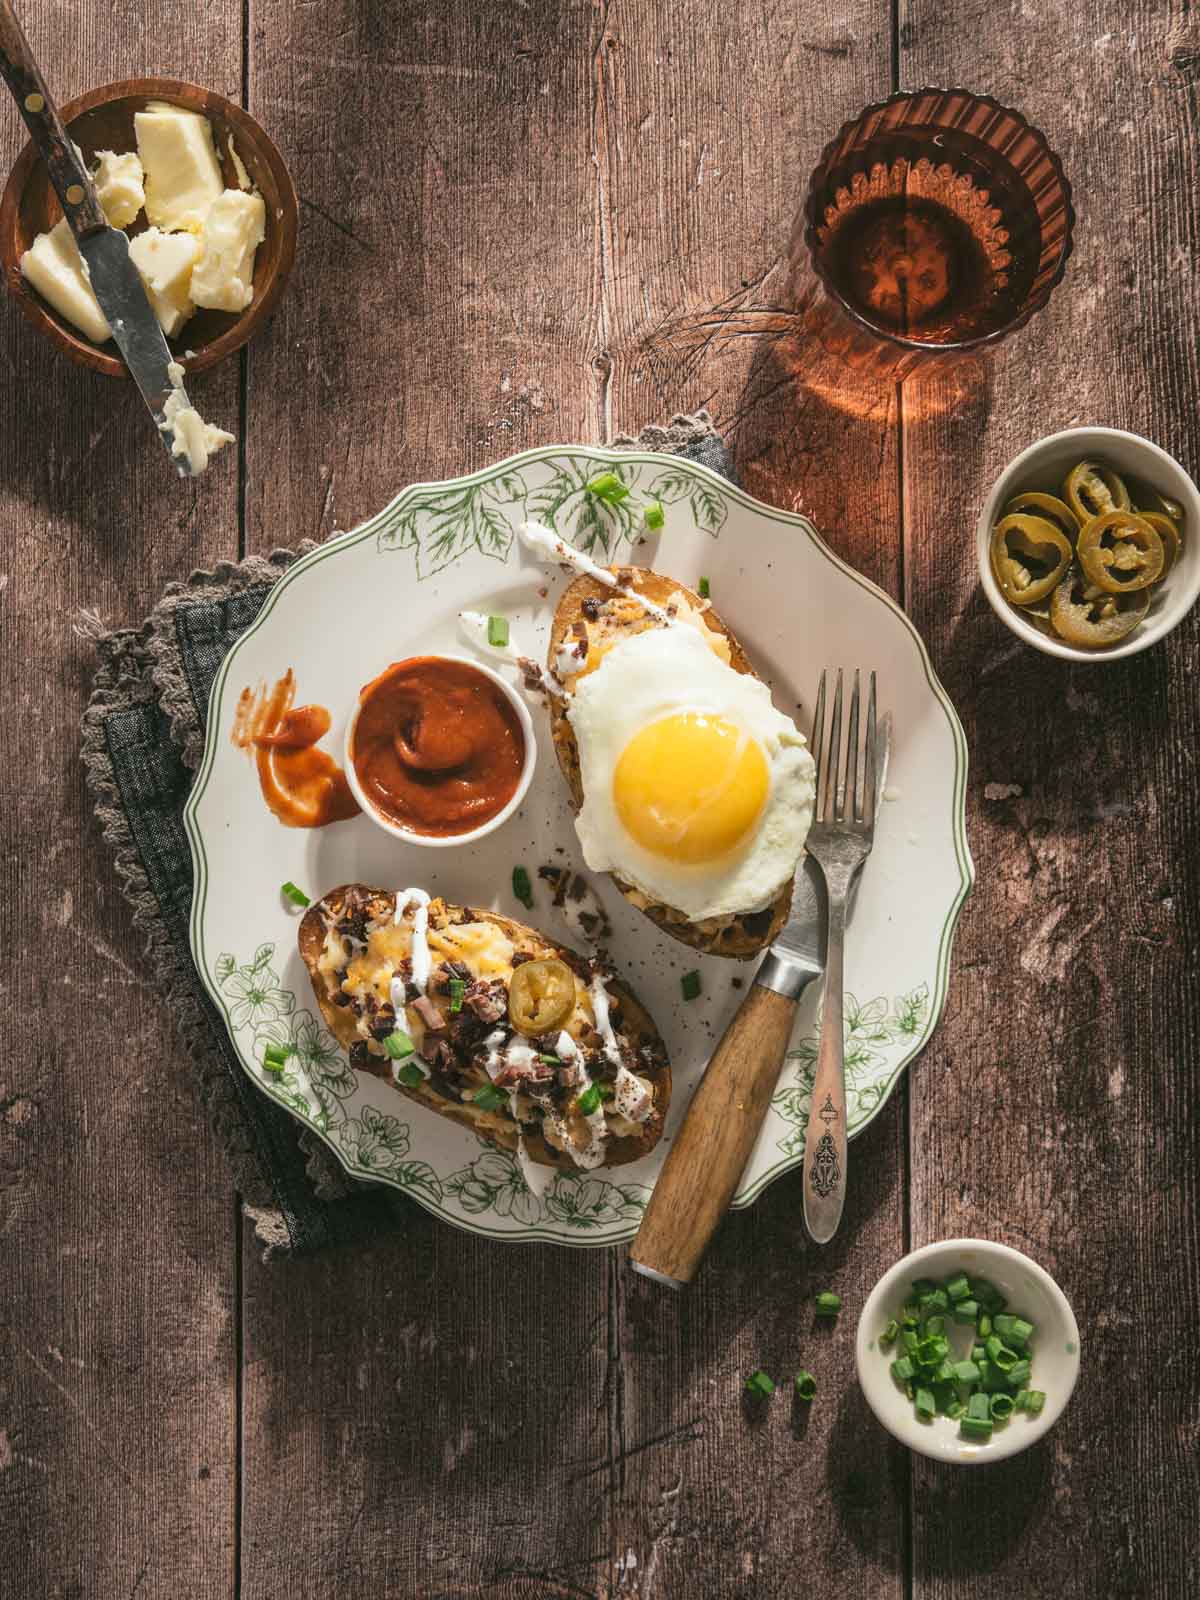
[547,567,794,959]
[299,884,670,1173]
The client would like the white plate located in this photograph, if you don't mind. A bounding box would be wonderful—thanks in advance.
[186,446,973,1245]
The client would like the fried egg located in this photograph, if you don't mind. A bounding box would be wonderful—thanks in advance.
[567,623,816,921]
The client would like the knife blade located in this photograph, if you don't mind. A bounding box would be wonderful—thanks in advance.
[757,711,892,994]
[0,0,192,475]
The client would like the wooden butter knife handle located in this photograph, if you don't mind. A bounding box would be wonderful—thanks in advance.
[629,984,797,1287]
[0,0,107,233]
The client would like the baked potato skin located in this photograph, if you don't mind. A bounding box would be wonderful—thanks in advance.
[547,569,793,959]
[299,885,670,1170]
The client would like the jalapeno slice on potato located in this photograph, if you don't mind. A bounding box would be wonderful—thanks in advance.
[1005,491,1081,539]
[990,513,1073,605]
[508,957,576,1036]
[1063,460,1132,523]
[1136,510,1182,577]
[1076,509,1164,592]
[1049,566,1150,647]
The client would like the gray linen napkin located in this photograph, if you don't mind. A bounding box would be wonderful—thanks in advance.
[81,412,736,1257]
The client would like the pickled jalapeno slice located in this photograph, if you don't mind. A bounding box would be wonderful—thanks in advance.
[1005,491,1081,539]
[989,514,1073,605]
[1063,460,1132,523]
[1049,566,1150,647]
[1136,510,1182,577]
[1076,509,1165,593]
[1129,479,1186,525]
[508,958,576,1037]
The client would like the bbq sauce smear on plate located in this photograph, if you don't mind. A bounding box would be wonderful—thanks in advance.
[351,656,525,836]
[232,671,360,827]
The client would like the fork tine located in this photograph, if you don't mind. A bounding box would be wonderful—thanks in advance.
[864,671,878,829]
[846,669,861,823]
[826,669,843,823]
[810,670,827,820]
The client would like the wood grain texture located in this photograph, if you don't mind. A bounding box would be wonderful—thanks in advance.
[897,2,1200,1597]
[0,6,240,1599]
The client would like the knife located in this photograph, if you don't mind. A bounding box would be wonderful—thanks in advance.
[629,714,891,1288]
[0,0,193,476]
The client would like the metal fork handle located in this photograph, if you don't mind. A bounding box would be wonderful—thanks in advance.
[802,858,859,1243]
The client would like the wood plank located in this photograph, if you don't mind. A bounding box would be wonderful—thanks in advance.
[0,6,241,1597]
[597,3,908,1592]
[238,4,614,1594]
[899,4,1200,1596]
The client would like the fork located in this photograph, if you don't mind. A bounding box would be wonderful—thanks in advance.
[802,668,879,1245]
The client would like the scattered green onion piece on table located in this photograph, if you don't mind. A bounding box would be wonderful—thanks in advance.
[815,1292,841,1318]
[474,1083,508,1112]
[945,1272,970,1302]
[281,881,310,908]
[577,1084,602,1116]
[794,1370,817,1401]
[680,970,702,1001]
[644,500,665,531]
[745,1370,775,1398]
[989,1393,1016,1422]
[698,575,711,598]
[382,1030,415,1060]
[512,865,534,909]
[487,615,510,648]
[395,1061,426,1088]
[448,978,466,1013]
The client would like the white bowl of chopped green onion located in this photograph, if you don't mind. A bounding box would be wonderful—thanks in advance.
[855,1239,1080,1464]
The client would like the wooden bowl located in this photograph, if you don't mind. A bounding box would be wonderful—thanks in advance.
[0,77,298,376]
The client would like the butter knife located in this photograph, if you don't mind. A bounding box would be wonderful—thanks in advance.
[0,0,193,475]
[629,715,891,1287]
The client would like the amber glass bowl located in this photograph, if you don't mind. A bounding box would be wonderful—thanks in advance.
[803,88,1074,356]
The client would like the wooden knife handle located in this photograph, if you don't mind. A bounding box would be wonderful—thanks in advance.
[0,0,106,233]
[629,983,797,1287]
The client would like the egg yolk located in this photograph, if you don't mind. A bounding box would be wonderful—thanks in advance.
[613,713,769,863]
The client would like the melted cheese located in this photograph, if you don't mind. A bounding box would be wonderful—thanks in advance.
[428,920,515,979]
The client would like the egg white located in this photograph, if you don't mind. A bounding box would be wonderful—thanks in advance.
[567,624,816,922]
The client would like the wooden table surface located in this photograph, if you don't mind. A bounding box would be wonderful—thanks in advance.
[2,2,1198,1596]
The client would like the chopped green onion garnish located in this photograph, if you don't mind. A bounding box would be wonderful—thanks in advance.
[586,471,631,504]
[953,1359,981,1385]
[745,1370,775,1398]
[967,1391,992,1421]
[698,575,710,598]
[539,1053,561,1066]
[382,1030,415,1060]
[280,880,310,908]
[577,1084,602,1116]
[959,1415,993,1440]
[919,1287,949,1314]
[680,970,702,1001]
[473,1083,508,1112]
[945,1396,967,1421]
[448,978,466,1013]
[395,1061,425,1088]
[952,1298,979,1325]
[914,1386,936,1421]
[891,1357,915,1384]
[974,1280,1007,1314]
[901,1329,920,1356]
[1006,1357,1032,1388]
[487,614,509,648]
[1016,1389,1046,1414]
[923,1314,946,1337]
[644,500,665,531]
[945,1272,970,1302]
[794,1370,817,1401]
[911,1278,938,1296]
[989,1392,1016,1422]
[512,865,533,909]
[995,1313,1034,1345]
[815,1292,841,1318]
[262,1044,289,1075]
[985,1336,1018,1374]
[977,1312,992,1339]
[879,1319,899,1348]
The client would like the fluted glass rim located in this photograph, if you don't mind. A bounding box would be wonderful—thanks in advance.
[803,86,1076,354]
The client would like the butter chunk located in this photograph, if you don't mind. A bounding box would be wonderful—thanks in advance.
[127,227,200,338]
[92,150,145,228]
[190,189,266,313]
[19,219,111,344]
[134,102,223,233]
[161,361,234,476]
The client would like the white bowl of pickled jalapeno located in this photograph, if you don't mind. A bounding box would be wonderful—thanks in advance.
[978,427,1200,660]
[856,1239,1081,1464]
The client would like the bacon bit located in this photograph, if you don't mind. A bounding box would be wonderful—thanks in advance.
[412,996,445,1031]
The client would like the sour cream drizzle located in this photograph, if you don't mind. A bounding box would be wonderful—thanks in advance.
[518,520,674,624]
[388,888,433,1082]
[588,971,654,1125]
[458,609,565,702]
